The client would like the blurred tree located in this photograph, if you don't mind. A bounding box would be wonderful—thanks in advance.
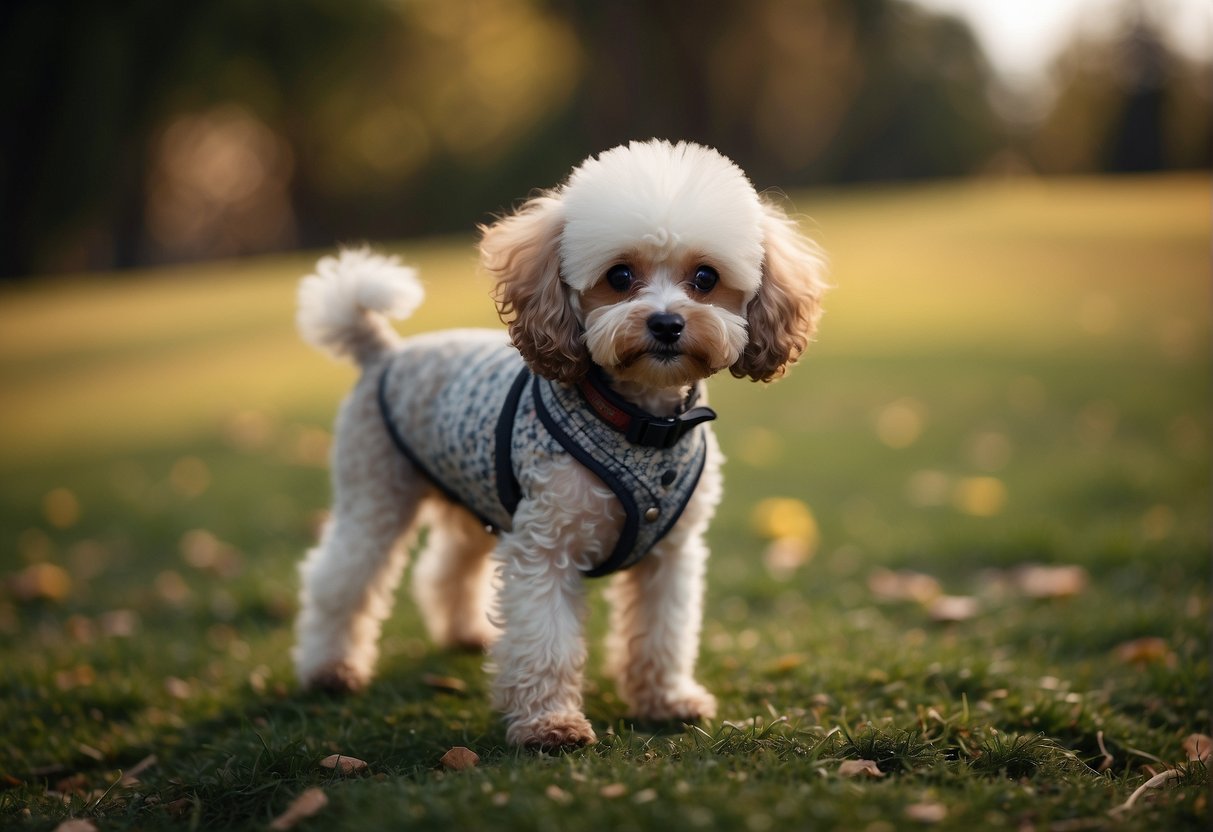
[8,0,1199,279]
[0,0,390,277]
[562,0,1001,186]
[1030,0,1211,174]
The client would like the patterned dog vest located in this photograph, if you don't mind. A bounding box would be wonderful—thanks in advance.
[376,334,715,577]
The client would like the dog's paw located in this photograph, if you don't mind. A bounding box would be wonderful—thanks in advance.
[300,661,369,694]
[509,713,597,750]
[629,682,718,722]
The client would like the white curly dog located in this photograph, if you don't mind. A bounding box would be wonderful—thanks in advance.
[293,140,826,749]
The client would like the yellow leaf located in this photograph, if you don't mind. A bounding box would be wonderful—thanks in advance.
[750,497,819,543]
[12,562,72,603]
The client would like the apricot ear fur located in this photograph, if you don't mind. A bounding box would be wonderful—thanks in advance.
[730,200,828,382]
[480,194,589,383]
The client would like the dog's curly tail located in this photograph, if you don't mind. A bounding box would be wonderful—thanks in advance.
[296,247,424,366]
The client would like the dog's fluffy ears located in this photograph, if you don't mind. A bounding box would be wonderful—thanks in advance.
[481,194,590,384]
[730,200,828,382]
[481,190,827,385]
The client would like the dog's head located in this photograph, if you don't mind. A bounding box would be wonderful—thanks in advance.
[481,140,827,389]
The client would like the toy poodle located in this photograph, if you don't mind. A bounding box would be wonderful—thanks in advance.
[293,139,827,749]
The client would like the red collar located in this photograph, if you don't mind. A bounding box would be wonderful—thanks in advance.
[576,367,716,449]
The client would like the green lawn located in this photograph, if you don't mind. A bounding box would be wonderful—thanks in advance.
[0,174,1208,831]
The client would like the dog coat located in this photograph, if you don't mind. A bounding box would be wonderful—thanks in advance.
[376,335,716,577]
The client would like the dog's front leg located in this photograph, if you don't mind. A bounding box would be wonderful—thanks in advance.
[488,520,596,749]
[605,527,718,723]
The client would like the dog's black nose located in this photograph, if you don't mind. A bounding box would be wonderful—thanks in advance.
[647,312,685,344]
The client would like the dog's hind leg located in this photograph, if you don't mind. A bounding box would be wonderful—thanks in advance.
[294,382,426,693]
[410,500,500,651]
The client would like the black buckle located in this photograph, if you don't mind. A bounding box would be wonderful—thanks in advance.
[625,406,717,449]
[627,417,682,449]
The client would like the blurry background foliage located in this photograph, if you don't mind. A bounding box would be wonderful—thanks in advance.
[0,0,1208,278]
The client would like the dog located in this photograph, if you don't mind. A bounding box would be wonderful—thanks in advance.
[292,139,826,749]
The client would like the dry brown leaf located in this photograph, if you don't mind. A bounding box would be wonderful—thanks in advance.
[904,801,948,823]
[1113,637,1177,667]
[545,784,572,804]
[769,653,808,674]
[319,754,368,774]
[422,674,468,694]
[599,782,627,799]
[269,787,328,831]
[838,759,884,778]
[1182,733,1212,762]
[11,562,72,603]
[53,820,98,832]
[164,796,193,817]
[120,753,157,786]
[868,569,941,604]
[164,676,192,699]
[1014,564,1089,599]
[927,595,980,623]
[439,746,479,771]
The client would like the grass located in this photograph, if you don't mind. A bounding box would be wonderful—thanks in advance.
[0,174,1208,831]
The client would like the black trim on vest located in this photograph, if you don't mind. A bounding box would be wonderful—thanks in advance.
[377,366,502,533]
[578,365,717,449]
[494,366,531,517]
[532,376,642,577]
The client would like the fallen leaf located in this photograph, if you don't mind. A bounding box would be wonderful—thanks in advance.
[53,820,97,832]
[1113,637,1177,667]
[868,569,941,604]
[769,653,807,674]
[54,774,90,795]
[164,797,193,817]
[98,609,139,637]
[439,746,479,771]
[904,802,948,823]
[762,536,815,579]
[599,782,627,798]
[750,497,819,543]
[422,674,467,694]
[269,787,328,831]
[1182,734,1212,763]
[120,754,157,786]
[1013,565,1089,599]
[952,476,1007,517]
[11,562,72,603]
[319,754,368,774]
[927,595,980,623]
[545,784,572,804]
[164,676,192,699]
[839,759,884,778]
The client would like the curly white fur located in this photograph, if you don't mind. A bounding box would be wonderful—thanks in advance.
[297,248,424,364]
[292,140,826,749]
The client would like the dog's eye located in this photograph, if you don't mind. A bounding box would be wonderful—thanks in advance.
[606,265,634,293]
[691,266,719,293]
